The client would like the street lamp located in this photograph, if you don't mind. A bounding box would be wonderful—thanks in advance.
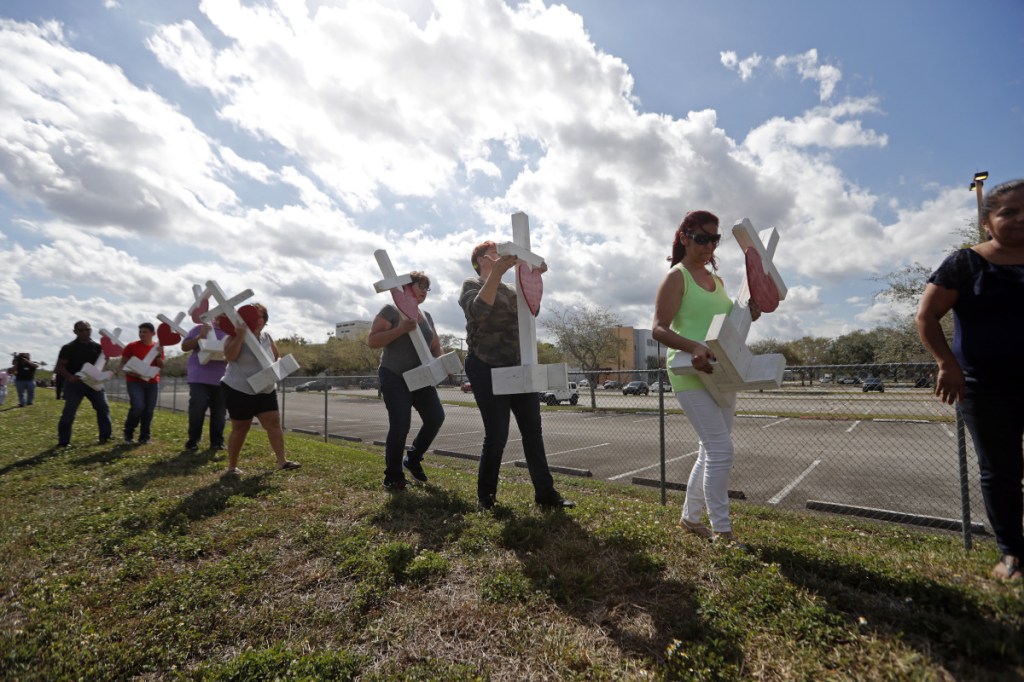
[969,171,989,240]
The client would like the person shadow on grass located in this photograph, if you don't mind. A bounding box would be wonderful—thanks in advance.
[121,446,223,491]
[756,544,1023,677]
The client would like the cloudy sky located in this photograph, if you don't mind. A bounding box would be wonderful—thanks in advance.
[2,0,1022,365]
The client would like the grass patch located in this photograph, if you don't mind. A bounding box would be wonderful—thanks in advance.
[0,396,1020,680]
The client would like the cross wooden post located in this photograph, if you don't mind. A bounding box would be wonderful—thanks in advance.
[200,280,300,392]
[491,211,568,395]
[187,284,226,364]
[670,218,788,406]
[372,249,462,390]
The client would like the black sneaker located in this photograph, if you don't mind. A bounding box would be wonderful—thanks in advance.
[477,494,496,511]
[403,457,428,484]
[536,492,576,509]
[383,479,407,492]
[184,441,199,451]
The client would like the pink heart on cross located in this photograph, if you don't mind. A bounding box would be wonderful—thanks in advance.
[190,296,210,324]
[100,336,121,358]
[216,304,263,336]
[157,323,182,347]
[745,247,780,313]
[516,263,543,316]
[390,284,421,321]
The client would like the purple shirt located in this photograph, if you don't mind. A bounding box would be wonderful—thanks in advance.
[185,325,228,385]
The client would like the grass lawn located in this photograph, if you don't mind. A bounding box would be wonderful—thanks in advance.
[1,394,1021,680]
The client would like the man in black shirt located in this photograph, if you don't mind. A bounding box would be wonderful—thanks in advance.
[55,321,113,446]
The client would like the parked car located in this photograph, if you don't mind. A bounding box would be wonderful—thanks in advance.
[577,379,590,388]
[461,381,473,393]
[358,378,379,390]
[913,377,931,388]
[602,380,622,390]
[651,381,673,393]
[539,382,579,406]
[622,381,650,396]
[295,380,331,392]
[862,377,885,393]
[837,376,861,385]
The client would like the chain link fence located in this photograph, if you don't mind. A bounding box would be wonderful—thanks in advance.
[113,362,987,546]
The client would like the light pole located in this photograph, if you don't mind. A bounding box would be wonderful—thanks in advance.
[969,171,989,241]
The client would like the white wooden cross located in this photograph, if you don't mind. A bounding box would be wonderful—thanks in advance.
[99,326,159,381]
[156,311,189,338]
[187,284,226,364]
[199,280,300,392]
[99,327,127,351]
[670,218,788,407]
[122,344,162,380]
[77,355,113,390]
[372,249,462,390]
[491,211,569,395]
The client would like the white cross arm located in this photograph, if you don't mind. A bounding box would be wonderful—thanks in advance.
[156,312,189,338]
[372,249,413,293]
[99,328,126,351]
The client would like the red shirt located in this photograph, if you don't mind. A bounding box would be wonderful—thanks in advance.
[121,340,163,384]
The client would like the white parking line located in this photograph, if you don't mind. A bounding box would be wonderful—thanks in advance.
[548,442,611,457]
[942,424,955,439]
[846,420,861,433]
[507,439,596,464]
[762,418,790,429]
[768,459,821,505]
[609,449,699,481]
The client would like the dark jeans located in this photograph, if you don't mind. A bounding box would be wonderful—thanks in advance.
[188,382,226,447]
[57,380,112,445]
[959,383,1024,557]
[15,379,35,406]
[379,367,445,483]
[125,381,159,441]
[465,353,555,503]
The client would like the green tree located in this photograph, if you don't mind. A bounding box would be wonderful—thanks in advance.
[542,305,625,408]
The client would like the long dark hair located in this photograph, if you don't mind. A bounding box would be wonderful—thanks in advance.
[669,210,719,269]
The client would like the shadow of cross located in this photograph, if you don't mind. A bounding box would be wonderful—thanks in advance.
[491,211,569,395]
[372,248,462,390]
[199,280,300,392]
[670,217,788,407]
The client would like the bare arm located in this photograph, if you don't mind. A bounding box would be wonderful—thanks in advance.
[56,357,80,383]
[181,324,210,352]
[223,328,246,362]
[367,312,416,349]
[652,269,715,373]
[269,335,280,361]
[476,255,518,306]
[915,282,961,404]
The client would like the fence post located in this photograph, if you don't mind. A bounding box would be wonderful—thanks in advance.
[324,386,328,443]
[658,343,666,506]
[280,381,286,431]
[955,404,973,550]
[171,376,177,412]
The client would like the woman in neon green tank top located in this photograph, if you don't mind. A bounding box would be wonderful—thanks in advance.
[652,211,762,545]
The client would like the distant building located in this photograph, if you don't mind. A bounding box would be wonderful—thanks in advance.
[633,328,666,369]
[335,320,372,339]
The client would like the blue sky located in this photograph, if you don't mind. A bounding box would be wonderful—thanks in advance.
[1,0,1022,365]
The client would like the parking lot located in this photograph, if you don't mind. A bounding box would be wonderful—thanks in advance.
[140,381,984,532]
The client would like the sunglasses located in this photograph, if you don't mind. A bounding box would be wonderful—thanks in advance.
[686,232,721,246]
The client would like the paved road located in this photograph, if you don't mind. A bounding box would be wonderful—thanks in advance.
[131,382,983,532]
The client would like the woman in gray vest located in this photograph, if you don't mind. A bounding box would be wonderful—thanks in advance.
[367,271,446,491]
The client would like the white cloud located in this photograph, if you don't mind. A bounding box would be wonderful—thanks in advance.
[774,49,842,101]
[720,50,763,81]
[0,3,980,362]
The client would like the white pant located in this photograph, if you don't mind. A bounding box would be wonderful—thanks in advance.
[676,389,736,532]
